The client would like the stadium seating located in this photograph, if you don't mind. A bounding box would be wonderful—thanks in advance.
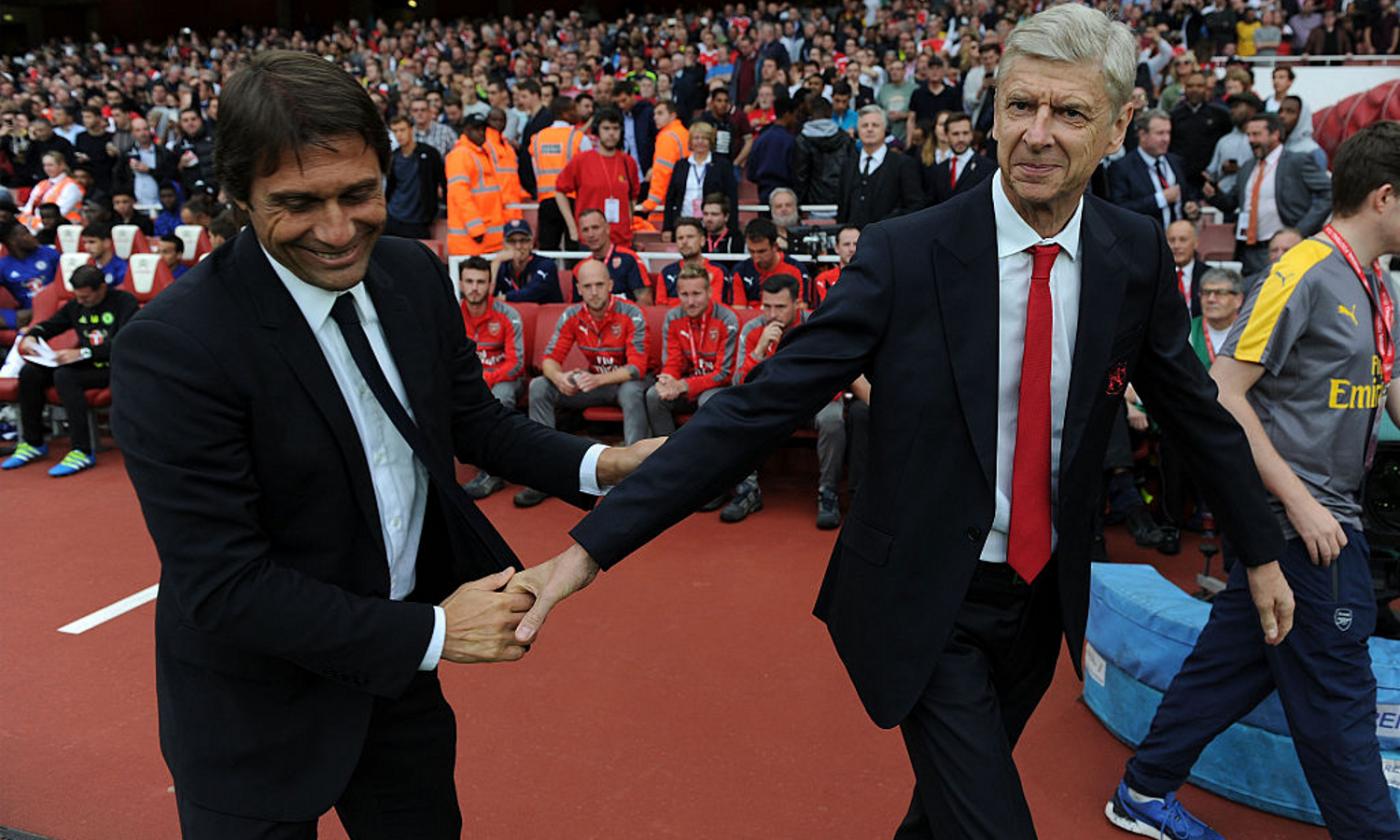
[110,225,150,260]
[124,253,176,303]
[173,224,212,264]
[55,225,82,255]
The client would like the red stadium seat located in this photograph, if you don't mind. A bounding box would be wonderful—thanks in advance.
[557,267,574,303]
[124,253,176,302]
[418,239,446,261]
[45,386,112,453]
[580,305,667,425]
[1198,223,1235,262]
[530,304,589,374]
[430,218,448,242]
[174,225,212,264]
[55,224,83,255]
[0,377,16,402]
[111,225,151,260]
[58,252,93,290]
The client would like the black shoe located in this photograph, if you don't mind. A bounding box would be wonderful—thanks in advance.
[720,482,763,523]
[1126,507,1165,548]
[462,471,506,500]
[513,487,549,508]
[1156,526,1181,556]
[816,487,841,530]
[699,493,728,512]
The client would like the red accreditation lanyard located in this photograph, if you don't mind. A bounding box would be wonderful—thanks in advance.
[1325,223,1393,383]
[682,306,711,368]
[1203,324,1217,363]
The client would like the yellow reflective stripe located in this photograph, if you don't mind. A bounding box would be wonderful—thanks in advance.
[1233,239,1331,363]
[655,159,675,171]
[448,175,470,185]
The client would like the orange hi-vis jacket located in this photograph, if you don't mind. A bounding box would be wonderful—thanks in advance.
[485,127,523,221]
[445,135,506,256]
[642,119,689,218]
[528,123,587,201]
[19,174,84,230]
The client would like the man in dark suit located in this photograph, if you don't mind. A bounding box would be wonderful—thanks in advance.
[615,81,657,178]
[1165,219,1208,317]
[1107,108,1198,228]
[505,7,1288,838]
[1168,71,1230,197]
[1205,111,1333,278]
[836,105,923,227]
[110,51,655,839]
[927,112,997,206]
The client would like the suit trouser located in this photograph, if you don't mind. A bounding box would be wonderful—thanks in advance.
[528,375,650,445]
[175,671,461,840]
[894,560,1062,840]
[1124,526,1400,839]
[19,361,108,454]
[644,384,718,436]
[1237,240,1272,279]
[535,199,575,253]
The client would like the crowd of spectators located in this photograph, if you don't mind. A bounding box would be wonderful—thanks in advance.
[0,0,1385,533]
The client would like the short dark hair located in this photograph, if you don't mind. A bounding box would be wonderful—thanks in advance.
[806,96,832,119]
[159,233,183,249]
[69,264,104,290]
[183,194,216,220]
[517,79,542,96]
[215,50,391,204]
[208,210,240,240]
[388,114,411,128]
[1273,66,1296,80]
[702,192,730,214]
[615,80,637,96]
[761,273,799,299]
[460,256,492,276]
[654,98,677,115]
[944,112,973,132]
[836,224,861,240]
[708,87,730,100]
[592,107,623,130]
[745,217,779,245]
[1245,113,1281,135]
[81,222,112,240]
[831,81,852,97]
[1332,121,1400,218]
[674,216,705,237]
[578,207,607,224]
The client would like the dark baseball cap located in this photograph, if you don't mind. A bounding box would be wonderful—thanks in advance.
[463,114,488,129]
[504,219,533,239]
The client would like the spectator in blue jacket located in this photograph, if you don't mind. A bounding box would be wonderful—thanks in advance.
[745,95,801,205]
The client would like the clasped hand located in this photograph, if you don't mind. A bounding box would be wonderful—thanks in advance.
[439,568,535,664]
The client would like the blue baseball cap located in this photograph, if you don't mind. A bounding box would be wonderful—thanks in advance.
[503,219,533,239]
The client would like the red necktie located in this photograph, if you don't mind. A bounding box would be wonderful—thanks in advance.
[949,155,958,189]
[1177,266,1187,304]
[1008,243,1061,585]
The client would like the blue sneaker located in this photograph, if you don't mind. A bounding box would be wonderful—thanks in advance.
[1105,780,1223,839]
[2,441,48,469]
[47,449,95,477]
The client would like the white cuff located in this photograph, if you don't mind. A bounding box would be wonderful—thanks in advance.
[418,605,446,671]
[1154,190,1168,209]
[579,442,610,496]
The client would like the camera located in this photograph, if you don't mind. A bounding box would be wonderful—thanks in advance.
[785,224,834,258]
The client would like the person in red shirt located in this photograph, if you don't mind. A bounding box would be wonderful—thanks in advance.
[517,259,651,506]
[720,273,845,530]
[813,225,861,306]
[655,217,727,304]
[646,265,740,436]
[555,107,640,248]
[456,257,527,499]
[730,217,810,308]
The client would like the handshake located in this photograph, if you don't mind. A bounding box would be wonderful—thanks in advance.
[436,438,664,665]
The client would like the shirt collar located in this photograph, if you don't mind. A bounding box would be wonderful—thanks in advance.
[260,242,373,333]
[1263,143,1283,167]
[861,145,887,165]
[991,169,1083,262]
[1136,146,1162,167]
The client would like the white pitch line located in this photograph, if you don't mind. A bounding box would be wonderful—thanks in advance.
[58,584,159,635]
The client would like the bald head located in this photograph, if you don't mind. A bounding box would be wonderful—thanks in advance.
[1166,220,1198,268]
[1268,228,1303,265]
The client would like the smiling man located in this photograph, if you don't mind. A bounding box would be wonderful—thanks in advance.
[109,51,657,839]
[504,6,1283,837]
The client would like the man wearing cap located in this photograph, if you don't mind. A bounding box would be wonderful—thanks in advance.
[444,114,507,257]
[1207,92,1262,200]
[494,219,563,303]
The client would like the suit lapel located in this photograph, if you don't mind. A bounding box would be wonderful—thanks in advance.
[1059,198,1128,481]
[934,179,999,491]
[236,231,387,560]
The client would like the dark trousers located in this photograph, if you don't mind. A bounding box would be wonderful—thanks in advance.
[175,671,461,840]
[19,361,108,454]
[1125,527,1400,839]
[536,199,574,253]
[894,560,1063,839]
[383,218,432,240]
[1237,240,1272,278]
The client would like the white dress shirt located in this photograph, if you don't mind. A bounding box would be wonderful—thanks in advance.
[949,148,974,183]
[1177,259,1196,310]
[1237,144,1284,243]
[982,171,1083,563]
[683,154,711,217]
[265,248,608,670]
[1137,147,1180,228]
[859,144,888,176]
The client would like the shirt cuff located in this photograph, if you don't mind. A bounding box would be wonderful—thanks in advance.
[418,605,446,671]
[1154,190,1168,209]
[579,442,610,496]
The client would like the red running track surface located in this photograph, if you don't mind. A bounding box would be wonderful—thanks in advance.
[1,444,1325,839]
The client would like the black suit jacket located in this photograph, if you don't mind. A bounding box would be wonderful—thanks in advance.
[662,156,739,235]
[1107,150,1194,225]
[1176,257,1209,318]
[570,178,1281,729]
[111,232,594,820]
[836,149,923,227]
[927,152,996,206]
[114,142,178,197]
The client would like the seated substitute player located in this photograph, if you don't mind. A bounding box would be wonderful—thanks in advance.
[156,234,190,280]
[0,222,61,328]
[2,265,139,476]
[646,264,740,436]
[1107,121,1400,840]
[719,273,845,529]
[577,208,651,304]
[813,224,860,306]
[457,256,527,499]
[81,222,129,287]
[494,219,563,303]
[730,217,810,309]
[516,258,650,507]
[655,217,727,304]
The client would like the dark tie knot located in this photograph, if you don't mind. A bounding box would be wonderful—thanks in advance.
[330,293,360,328]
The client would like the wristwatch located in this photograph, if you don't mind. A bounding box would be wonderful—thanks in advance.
[80,347,93,360]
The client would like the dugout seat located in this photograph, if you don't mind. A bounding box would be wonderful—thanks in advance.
[55,224,83,255]
[174,225,212,265]
[110,225,151,260]
[124,253,176,303]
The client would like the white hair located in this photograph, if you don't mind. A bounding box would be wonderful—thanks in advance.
[769,187,799,205]
[1001,4,1137,117]
[856,103,887,127]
